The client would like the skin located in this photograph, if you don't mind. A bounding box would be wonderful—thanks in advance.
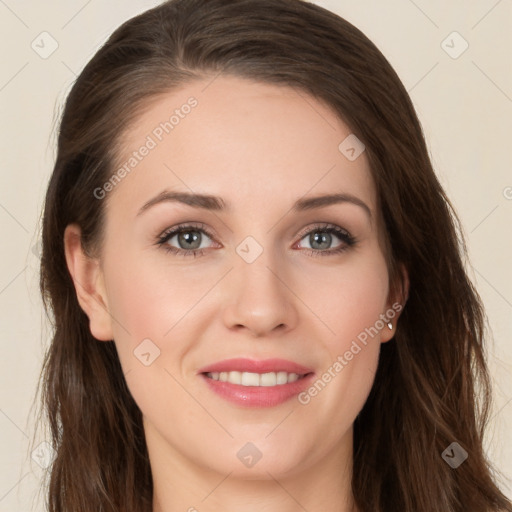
[64,75,408,512]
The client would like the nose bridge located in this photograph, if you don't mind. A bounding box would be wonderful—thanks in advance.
[222,233,297,336]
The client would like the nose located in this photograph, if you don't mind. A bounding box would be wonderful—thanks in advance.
[221,247,299,338]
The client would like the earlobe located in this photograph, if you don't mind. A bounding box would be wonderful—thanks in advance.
[381,263,410,343]
[63,223,113,341]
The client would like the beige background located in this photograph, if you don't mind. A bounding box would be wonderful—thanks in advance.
[0,0,510,510]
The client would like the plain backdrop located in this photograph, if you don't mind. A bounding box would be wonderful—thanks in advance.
[0,0,510,510]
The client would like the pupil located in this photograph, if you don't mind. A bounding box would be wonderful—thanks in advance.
[311,232,331,250]
[179,231,200,249]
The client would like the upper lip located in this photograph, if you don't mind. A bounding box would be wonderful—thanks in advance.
[198,358,314,375]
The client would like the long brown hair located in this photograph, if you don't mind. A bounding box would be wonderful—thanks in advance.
[35,0,512,510]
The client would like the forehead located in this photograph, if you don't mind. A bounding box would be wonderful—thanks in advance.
[108,74,376,216]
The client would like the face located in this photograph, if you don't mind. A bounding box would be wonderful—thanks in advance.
[68,75,402,482]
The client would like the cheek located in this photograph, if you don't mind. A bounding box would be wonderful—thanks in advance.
[102,251,187,370]
[102,257,197,420]
[299,251,390,354]
[104,244,202,335]
[304,343,379,445]
[296,250,388,411]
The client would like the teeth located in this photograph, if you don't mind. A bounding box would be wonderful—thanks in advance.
[228,371,241,384]
[276,371,288,384]
[260,372,277,386]
[206,371,303,386]
[241,371,260,386]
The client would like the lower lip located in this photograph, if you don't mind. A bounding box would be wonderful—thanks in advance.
[201,373,315,407]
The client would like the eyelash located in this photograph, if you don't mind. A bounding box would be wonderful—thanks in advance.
[155,222,357,258]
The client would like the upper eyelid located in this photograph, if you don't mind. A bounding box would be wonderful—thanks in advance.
[159,222,215,240]
[158,222,352,245]
[296,222,351,239]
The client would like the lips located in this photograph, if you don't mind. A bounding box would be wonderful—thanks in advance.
[198,358,315,407]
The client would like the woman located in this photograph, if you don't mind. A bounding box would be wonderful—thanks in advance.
[35,0,512,510]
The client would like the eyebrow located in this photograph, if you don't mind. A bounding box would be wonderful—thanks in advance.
[136,190,372,219]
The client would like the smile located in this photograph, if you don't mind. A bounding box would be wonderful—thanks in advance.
[198,358,315,407]
[205,371,306,386]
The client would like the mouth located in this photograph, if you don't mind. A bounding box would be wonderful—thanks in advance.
[198,358,315,407]
[204,370,309,386]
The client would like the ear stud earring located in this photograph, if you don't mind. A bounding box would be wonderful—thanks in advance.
[387,322,393,330]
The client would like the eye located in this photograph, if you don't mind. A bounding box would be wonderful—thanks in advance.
[156,223,217,258]
[295,223,357,257]
[155,222,357,258]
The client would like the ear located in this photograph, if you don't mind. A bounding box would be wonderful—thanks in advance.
[380,263,409,343]
[63,223,114,341]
